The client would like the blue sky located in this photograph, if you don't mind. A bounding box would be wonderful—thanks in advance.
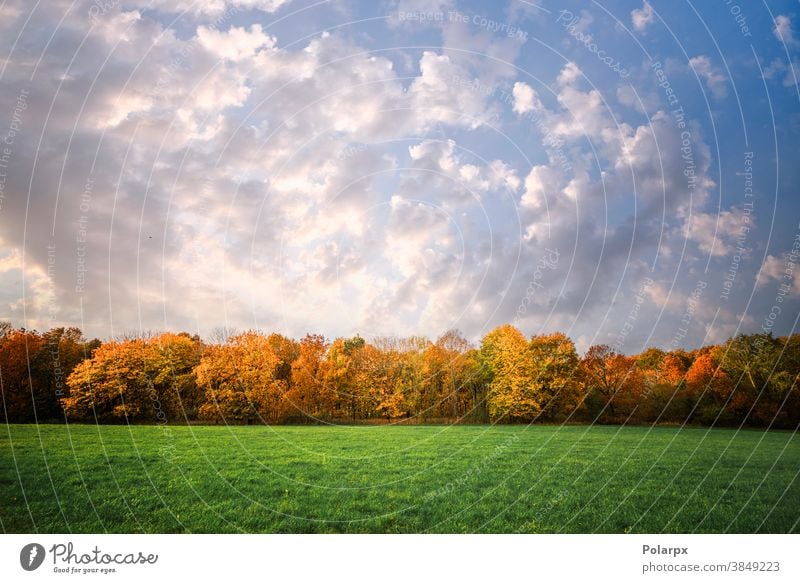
[0,0,798,353]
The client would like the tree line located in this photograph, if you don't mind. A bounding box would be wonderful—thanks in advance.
[1,321,798,428]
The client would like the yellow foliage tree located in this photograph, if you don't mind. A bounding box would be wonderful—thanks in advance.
[63,332,202,422]
[481,325,536,421]
[196,331,289,424]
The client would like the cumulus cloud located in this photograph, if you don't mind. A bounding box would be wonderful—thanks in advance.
[0,0,792,352]
[773,15,798,47]
[511,81,543,114]
[556,61,583,87]
[763,57,800,87]
[689,55,728,100]
[631,1,655,33]
[197,24,275,61]
[406,139,520,197]
[0,0,526,341]
[124,0,292,17]
[683,209,749,257]
[757,254,800,295]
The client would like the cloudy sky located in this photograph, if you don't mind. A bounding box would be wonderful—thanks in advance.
[0,0,798,352]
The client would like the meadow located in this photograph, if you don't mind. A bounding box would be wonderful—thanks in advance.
[1,424,798,533]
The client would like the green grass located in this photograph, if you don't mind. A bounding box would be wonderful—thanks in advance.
[1,423,798,533]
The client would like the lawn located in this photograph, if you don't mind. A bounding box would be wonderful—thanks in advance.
[1,423,798,533]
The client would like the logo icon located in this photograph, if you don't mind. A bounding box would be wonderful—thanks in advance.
[20,543,46,571]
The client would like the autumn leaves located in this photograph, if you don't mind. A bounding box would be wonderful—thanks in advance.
[480,326,582,422]
[1,323,798,427]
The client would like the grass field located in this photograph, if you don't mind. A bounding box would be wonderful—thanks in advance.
[1,423,798,533]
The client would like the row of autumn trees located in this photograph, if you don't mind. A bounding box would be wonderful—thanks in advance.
[1,321,799,428]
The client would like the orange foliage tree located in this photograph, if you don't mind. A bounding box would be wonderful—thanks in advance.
[196,331,289,424]
[1,326,98,422]
[3,321,800,427]
[0,328,44,421]
[580,345,646,423]
[684,351,734,424]
[284,334,330,421]
[64,332,201,422]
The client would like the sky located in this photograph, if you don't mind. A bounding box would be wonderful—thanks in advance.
[0,0,798,353]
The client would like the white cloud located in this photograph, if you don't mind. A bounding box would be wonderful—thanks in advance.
[773,15,798,47]
[689,55,728,100]
[0,246,52,329]
[408,51,498,130]
[389,0,455,27]
[404,139,520,204]
[757,254,800,295]
[125,0,292,17]
[511,81,543,114]
[631,1,655,33]
[683,209,748,257]
[556,61,583,87]
[197,23,275,61]
[0,0,789,351]
[616,85,658,113]
[521,165,560,210]
[763,57,799,88]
